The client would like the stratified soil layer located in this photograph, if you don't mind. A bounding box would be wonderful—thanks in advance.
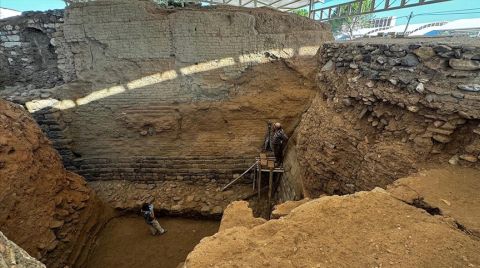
[85,216,219,268]
[185,167,480,268]
[0,99,110,267]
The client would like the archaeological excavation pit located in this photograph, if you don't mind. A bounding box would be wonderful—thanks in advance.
[1,0,480,267]
[85,217,219,268]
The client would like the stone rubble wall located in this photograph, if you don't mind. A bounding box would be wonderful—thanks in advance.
[1,1,332,184]
[320,41,480,119]
[89,179,254,217]
[0,10,74,93]
[318,40,480,147]
[294,39,480,196]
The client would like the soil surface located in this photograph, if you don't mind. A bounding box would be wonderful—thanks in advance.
[186,167,480,267]
[388,166,480,238]
[86,216,219,268]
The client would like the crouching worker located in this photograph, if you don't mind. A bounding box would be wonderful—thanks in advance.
[141,202,166,236]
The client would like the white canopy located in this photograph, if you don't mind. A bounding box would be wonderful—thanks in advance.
[0,8,21,19]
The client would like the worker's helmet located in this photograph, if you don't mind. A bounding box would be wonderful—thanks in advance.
[274,122,281,129]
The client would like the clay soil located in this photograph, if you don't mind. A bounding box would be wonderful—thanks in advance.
[0,100,108,267]
[185,167,480,268]
[85,216,219,268]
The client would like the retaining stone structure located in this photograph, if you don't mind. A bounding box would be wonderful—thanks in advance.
[0,10,74,92]
[319,40,480,119]
[294,38,480,196]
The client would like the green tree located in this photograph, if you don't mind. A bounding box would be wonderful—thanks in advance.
[327,0,374,39]
[291,8,309,17]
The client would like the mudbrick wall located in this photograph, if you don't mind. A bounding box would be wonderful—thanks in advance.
[0,1,332,186]
[295,38,480,197]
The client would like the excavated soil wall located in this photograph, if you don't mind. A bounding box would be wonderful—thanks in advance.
[1,1,331,182]
[0,1,333,215]
[0,100,111,268]
[292,38,480,197]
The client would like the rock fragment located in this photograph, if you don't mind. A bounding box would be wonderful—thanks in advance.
[458,84,480,92]
[459,154,478,163]
[449,59,480,71]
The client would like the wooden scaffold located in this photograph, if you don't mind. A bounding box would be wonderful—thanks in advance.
[221,153,284,206]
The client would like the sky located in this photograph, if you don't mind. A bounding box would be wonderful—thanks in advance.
[0,0,479,25]
[316,0,480,24]
[0,0,66,12]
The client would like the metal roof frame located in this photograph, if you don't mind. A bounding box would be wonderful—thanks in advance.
[202,0,324,12]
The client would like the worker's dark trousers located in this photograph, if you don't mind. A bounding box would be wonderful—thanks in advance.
[273,143,284,164]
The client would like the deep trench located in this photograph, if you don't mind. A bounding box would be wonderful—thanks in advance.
[80,166,284,267]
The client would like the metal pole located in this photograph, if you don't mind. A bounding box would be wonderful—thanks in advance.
[252,163,257,191]
[221,161,258,191]
[257,166,262,198]
[268,168,273,206]
[403,11,413,36]
[308,0,314,19]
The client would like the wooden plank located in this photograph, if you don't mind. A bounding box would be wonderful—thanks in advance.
[260,169,284,173]
[260,153,268,166]
[267,160,275,169]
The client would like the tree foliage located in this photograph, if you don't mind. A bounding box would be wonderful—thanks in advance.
[291,8,309,17]
[327,0,374,39]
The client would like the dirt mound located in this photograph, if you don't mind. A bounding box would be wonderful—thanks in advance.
[185,168,480,268]
[271,198,310,219]
[0,100,110,267]
[219,201,266,232]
